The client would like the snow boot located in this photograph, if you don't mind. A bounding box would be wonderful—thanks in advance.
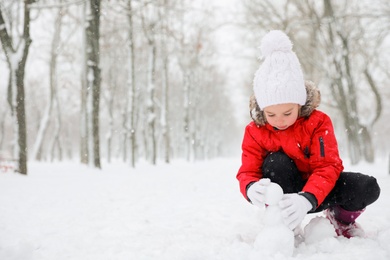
[325,205,365,238]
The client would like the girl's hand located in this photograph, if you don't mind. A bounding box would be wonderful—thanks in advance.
[279,193,312,230]
[247,178,271,208]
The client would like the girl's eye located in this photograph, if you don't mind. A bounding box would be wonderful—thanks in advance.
[267,114,275,117]
[284,113,291,116]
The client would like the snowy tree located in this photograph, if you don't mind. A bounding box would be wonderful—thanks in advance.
[0,0,34,174]
[31,6,64,161]
[301,0,383,164]
[140,2,158,165]
[125,0,138,167]
[81,0,101,168]
[0,0,243,167]
[158,0,171,164]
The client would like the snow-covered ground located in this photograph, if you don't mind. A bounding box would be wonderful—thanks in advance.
[0,157,389,260]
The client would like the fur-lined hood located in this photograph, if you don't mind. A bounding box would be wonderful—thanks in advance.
[249,81,321,126]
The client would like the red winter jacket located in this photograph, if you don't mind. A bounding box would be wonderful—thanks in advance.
[237,82,343,206]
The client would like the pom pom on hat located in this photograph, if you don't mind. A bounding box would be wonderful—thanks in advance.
[260,30,293,57]
[253,30,307,110]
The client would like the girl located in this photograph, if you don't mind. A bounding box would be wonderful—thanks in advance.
[236,30,380,238]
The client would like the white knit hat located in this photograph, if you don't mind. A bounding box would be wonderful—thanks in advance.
[253,30,306,110]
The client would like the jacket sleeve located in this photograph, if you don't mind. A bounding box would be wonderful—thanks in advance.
[236,124,267,200]
[302,112,344,206]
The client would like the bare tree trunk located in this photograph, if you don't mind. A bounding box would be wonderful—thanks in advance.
[80,2,88,164]
[363,69,382,162]
[146,43,157,165]
[182,71,191,161]
[192,69,201,161]
[49,8,64,162]
[80,82,88,163]
[49,9,64,162]
[125,0,137,167]
[65,122,72,160]
[161,46,170,164]
[0,109,7,150]
[106,107,113,164]
[32,7,64,161]
[160,1,170,164]
[84,0,101,168]
[0,1,33,174]
[105,68,117,164]
[49,92,63,162]
[141,4,158,165]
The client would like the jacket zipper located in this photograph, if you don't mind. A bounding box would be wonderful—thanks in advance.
[304,146,310,158]
[319,136,325,157]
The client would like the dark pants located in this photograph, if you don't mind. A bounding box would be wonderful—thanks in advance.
[262,151,381,212]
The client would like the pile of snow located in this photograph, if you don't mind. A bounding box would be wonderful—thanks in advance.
[0,157,389,260]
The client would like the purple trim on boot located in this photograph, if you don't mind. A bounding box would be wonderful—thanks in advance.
[332,205,365,224]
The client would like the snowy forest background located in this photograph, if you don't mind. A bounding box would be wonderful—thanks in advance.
[1,0,390,175]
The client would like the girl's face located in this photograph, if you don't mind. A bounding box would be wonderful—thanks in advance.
[263,103,300,130]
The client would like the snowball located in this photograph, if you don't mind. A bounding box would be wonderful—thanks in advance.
[304,216,337,244]
[264,182,283,206]
[263,205,283,225]
[254,225,294,257]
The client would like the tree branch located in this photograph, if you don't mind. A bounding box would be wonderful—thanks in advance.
[0,7,14,55]
[364,69,382,126]
[28,0,86,9]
